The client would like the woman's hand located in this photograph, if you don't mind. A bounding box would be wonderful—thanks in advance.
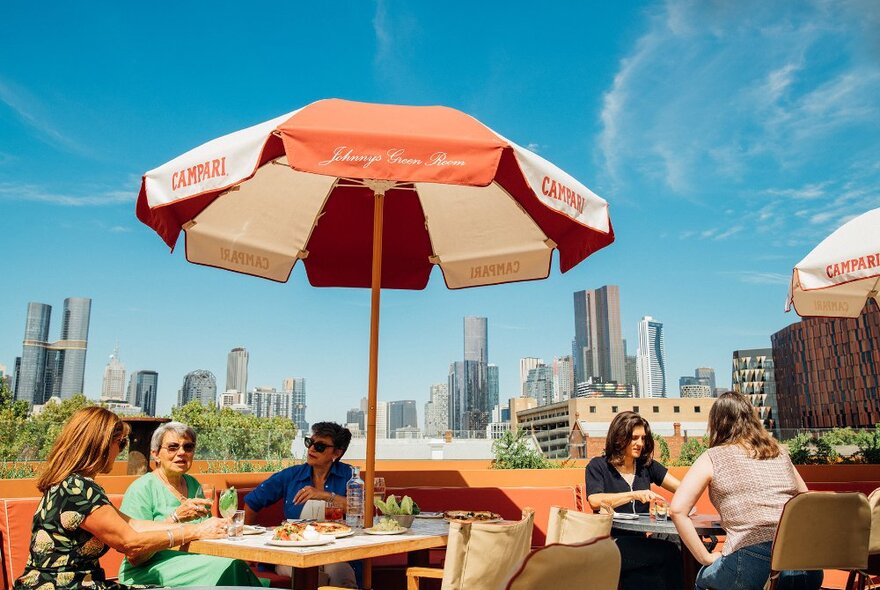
[293,485,327,505]
[172,498,213,522]
[701,551,721,567]
[191,517,228,540]
[629,489,661,504]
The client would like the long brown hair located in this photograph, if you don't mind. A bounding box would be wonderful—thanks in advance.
[36,406,129,493]
[708,392,780,459]
[604,411,655,467]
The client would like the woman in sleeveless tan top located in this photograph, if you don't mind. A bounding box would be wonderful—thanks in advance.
[669,392,822,590]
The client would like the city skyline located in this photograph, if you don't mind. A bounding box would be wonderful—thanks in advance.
[2,2,878,423]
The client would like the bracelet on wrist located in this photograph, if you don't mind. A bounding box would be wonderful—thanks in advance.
[171,510,180,523]
[165,529,174,548]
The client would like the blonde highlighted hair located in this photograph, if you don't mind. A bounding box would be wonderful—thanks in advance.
[36,406,130,493]
[708,392,780,459]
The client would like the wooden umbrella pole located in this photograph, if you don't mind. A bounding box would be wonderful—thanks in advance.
[364,185,388,531]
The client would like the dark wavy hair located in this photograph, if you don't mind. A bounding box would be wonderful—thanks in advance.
[604,411,655,467]
[709,392,780,459]
[311,421,352,461]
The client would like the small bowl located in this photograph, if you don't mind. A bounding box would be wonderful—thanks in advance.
[381,514,415,528]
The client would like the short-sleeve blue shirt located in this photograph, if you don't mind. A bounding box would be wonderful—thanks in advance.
[243,460,354,520]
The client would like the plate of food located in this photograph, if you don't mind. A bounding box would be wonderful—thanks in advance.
[242,525,266,535]
[415,511,444,519]
[443,510,503,523]
[311,521,354,538]
[268,522,335,546]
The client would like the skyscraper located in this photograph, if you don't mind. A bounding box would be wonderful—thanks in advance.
[55,297,91,399]
[449,316,491,434]
[129,370,159,416]
[249,386,289,419]
[637,316,667,398]
[732,348,778,433]
[552,356,574,402]
[14,302,52,406]
[225,347,248,397]
[487,364,499,413]
[388,400,418,437]
[519,357,543,396]
[101,347,126,400]
[424,383,449,437]
[179,370,217,406]
[694,367,717,393]
[572,286,625,385]
[525,364,554,405]
[282,377,308,433]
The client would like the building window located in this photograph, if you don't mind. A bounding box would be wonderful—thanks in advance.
[673,406,680,413]
[611,406,618,413]
[653,406,659,413]
[633,406,640,413]
[589,406,596,413]
[695,406,701,413]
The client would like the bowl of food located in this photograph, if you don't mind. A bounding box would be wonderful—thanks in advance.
[383,514,415,528]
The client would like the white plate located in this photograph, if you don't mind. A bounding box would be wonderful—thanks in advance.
[266,535,335,547]
[243,525,266,535]
[327,529,354,538]
[363,527,407,535]
[612,512,640,521]
[415,512,444,519]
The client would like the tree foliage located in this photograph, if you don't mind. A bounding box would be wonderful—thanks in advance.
[653,433,670,464]
[170,401,298,461]
[0,392,94,461]
[672,436,709,466]
[491,428,553,469]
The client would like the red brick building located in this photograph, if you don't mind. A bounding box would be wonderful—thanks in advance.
[771,302,880,429]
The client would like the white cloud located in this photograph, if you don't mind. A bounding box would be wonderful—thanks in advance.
[0,77,91,157]
[720,271,791,285]
[597,0,880,242]
[0,182,133,206]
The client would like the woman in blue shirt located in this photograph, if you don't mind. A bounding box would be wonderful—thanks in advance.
[244,422,357,588]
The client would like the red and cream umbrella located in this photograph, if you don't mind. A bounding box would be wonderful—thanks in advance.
[786,207,880,318]
[137,99,614,524]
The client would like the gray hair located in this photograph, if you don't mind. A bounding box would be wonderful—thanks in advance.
[150,421,197,453]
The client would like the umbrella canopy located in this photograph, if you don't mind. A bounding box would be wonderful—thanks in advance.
[787,207,880,318]
[136,98,615,526]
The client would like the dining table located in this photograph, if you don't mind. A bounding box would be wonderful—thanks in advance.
[611,513,725,590]
[182,518,449,590]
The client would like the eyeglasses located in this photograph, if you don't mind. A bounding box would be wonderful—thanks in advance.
[117,438,128,451]
[304,437,335,453]
[161,443,196,454]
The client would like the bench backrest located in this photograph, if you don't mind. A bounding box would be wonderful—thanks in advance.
[0,495,125,590]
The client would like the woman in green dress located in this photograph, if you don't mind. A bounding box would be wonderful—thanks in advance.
[14,407,228,590]
[118,421,263,587]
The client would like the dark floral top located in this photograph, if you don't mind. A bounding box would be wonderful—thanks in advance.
[13,474,151,590]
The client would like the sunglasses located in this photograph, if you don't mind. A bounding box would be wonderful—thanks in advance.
[161,443,196,454]
[304,437,335,453]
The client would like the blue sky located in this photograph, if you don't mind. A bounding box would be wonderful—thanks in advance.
[2,1,878,421]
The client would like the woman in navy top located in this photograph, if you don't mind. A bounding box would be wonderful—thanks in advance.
[586,411,682,590]
[244,422,357,588]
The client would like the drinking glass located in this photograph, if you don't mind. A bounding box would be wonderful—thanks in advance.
[654,499,668,522]
[373,477,386,516]
[227,509,245,539]
[325,500,344,522]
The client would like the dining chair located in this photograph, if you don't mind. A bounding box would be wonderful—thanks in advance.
[504,536,620,590]
[766,491,870,590]
[545,504,612,545]
[405,509,535,590]
[845,487,880,590]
